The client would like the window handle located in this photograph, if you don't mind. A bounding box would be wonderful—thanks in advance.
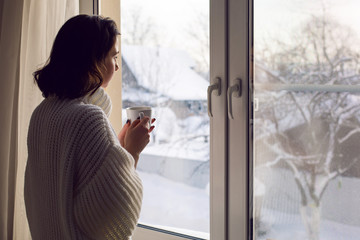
[227,78,242,119]
[207,77,221,117]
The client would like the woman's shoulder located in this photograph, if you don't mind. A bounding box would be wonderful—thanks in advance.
[31,97,108,130]
[67,99,110,130]
[73,100,117,142]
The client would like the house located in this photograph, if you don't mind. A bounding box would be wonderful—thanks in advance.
[121,44,209,119]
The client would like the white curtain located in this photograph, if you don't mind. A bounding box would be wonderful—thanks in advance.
[0,0,78,239]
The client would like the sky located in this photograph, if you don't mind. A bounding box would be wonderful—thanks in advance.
[121,0,209,51]
[255,0,360,47]
[122,0,360,50]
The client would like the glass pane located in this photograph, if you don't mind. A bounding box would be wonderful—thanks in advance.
[253,1,360,239]
[121,0,210,238]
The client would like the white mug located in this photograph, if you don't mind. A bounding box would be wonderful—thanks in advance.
[126,106,152,127]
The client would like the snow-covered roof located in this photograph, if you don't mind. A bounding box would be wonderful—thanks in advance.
[122,45,209,100]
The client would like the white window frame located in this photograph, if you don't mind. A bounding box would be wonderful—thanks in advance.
[83,0,252,239]
[227,0,251,238]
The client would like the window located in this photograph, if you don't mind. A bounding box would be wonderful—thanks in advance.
[102,0,249,239]
[253,0,360,239]
[121,0,210,239]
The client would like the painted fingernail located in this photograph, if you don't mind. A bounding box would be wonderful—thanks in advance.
[126,119,130,124]
[137,117,140,120]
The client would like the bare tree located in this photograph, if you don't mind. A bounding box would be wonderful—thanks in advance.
[186,12,209,81]
[121,5,157,46]
[255,15,360,239]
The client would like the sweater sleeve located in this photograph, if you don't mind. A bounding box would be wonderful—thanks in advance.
[72,107,143,240]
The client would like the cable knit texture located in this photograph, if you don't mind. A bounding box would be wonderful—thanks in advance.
[24,87,143,240]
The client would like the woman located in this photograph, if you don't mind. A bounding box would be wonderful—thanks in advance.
[24,14,153,239]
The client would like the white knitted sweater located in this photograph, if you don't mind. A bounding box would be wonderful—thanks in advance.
[24,87,143,240]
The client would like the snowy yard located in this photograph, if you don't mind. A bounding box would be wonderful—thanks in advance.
[258,208,360,240]
[137,166,360,240]
[137,171,210,239]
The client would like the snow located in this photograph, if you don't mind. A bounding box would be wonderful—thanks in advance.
[254,167,360,239]
[143,141,208,161]
[137,171,210,238]
[122,45,209,100]
[258,208,360,240]
[137,167,360,240]
[254,177,266,196]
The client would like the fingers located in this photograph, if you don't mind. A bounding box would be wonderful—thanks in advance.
[128,117,156,133]
[129,117,152,128]
[149,118,156,132]
[123,119,131,128]
[140,116,150,126]
[129,118,140,127]
[118,119,131,147]
[149,125,155,133]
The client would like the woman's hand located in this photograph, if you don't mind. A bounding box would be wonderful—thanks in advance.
[118,117,155,168]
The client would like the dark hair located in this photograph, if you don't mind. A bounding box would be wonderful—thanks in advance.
[34,14,120,99]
